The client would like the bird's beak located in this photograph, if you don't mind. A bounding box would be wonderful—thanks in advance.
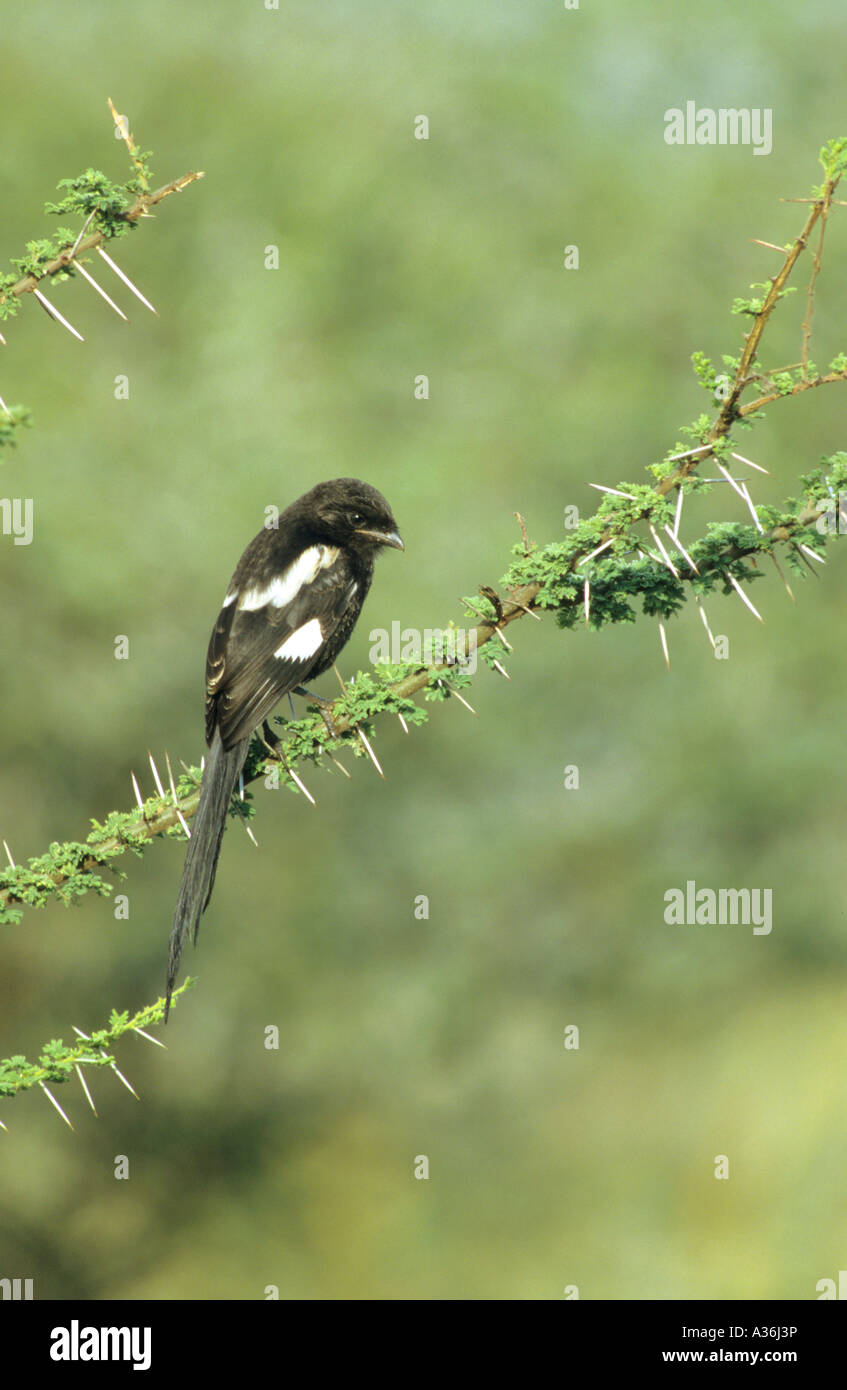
[356,526,404,551]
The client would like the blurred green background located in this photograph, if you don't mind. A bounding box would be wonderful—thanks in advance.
[1,0,846,1300]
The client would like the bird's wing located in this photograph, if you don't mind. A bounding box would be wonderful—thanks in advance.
[206,546,358,747]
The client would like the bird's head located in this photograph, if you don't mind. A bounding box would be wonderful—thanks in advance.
[303,478,404,553]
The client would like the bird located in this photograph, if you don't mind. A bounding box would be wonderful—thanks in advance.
[164,477,403,1018]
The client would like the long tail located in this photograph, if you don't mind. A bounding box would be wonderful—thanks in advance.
[165,731,249,1019]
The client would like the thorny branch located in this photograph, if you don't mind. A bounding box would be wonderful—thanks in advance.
[2,141,846,926]
[2,139,846,1119]
[0,173,203,310]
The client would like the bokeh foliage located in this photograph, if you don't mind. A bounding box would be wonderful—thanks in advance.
[1,0,846,1300]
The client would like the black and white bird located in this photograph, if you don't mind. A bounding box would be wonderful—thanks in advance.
[165,478,403,1017]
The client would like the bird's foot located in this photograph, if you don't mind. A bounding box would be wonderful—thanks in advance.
[260,720,282,755]
[292,686,339,738]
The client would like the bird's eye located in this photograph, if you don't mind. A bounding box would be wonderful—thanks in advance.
[351,513,364,525]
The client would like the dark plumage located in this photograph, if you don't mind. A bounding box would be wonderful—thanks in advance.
[165,478,402,1016]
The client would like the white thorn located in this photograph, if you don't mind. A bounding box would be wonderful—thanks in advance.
[75,1064,98,1115]
[667,444,712,461]
[726,571,764,621]
[72,1024,92,1040]
[2,838,15,869]
[798,543,825,564]
[696,598,717,649]
[97,246,158,313]
[176,809,192,840]
[32,288,85,341]
[133,1026,166,1049]
[664,525,699,574]
[130,771,145,813]
[0,391,11,417]
[0,1116,8,1132]
[715,461,749,502]
[658,619,670,671]
[673,486,684,537]
[111,1063,140,1100]
[397,712,409,734]
[165,749,180,805]
[577,538,614,566]
[70,209,97,255]
[244,822,259,847]
[492,658,511,680]
[450,688,477,715]
[588,483,637,499]
[148,751,166,797]
[73,260,129,320]
[730,451,769,475]
[357,727,384,778]
[507,598,541,621]
[738,481,765,533]
[649,524,680,579]
[284,762,316,806]
[40,1082,74,1129]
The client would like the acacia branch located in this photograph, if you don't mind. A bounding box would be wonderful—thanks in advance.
[2,137,847,1114]
[0,476,835,927]
[737,368,847,416]
[0,103,204,469]
[652,139,846,501]
[0,169,204,307]
[3,139,846,927]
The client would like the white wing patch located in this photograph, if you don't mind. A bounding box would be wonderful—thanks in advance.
[222,591,237,607]
[273,618,324,662]
[238,544,340,612]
